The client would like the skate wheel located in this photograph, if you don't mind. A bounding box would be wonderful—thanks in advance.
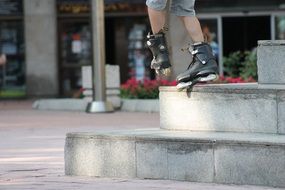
[161,68,171,76]
[156,68,171,76]
[199,74,218,82]
[176,81,193,90]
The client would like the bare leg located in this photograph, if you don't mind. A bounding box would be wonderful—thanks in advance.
[148,7,167,34]
[0,54,6,65]
[176,16,219,89]
[180,16,204,43]
[146,7,171,75]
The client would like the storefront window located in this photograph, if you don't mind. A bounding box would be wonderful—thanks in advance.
[0,0,25,98]
[275,16,285,40]
[0,0,23,16]
[127,23,152,81]
[60,23,91,66]
[58,21,91,96]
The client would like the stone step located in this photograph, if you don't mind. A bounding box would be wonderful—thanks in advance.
[65,129,285,188]
[159,83,285,134]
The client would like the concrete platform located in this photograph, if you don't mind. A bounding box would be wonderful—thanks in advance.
[159,84,285,134]
[65,129,285,188]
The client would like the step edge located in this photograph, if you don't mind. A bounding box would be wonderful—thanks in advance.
[66,130,285,146]
[159,83,285,94]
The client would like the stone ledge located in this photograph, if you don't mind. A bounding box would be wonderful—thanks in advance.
[65,129,285,187]
[66,129,285,146]
[258,40,285,46]
[159,85,285,134]
[159,83,280,93]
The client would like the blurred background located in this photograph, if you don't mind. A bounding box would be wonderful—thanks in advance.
[0,0,284,99]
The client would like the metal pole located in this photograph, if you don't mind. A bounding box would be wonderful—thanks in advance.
[86,0,114,113]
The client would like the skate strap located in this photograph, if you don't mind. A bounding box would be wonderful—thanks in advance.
[192,49,215,65]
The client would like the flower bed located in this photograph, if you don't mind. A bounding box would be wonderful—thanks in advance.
[120,77,256,100]
[120,78,176,99]
[119,77,256,112]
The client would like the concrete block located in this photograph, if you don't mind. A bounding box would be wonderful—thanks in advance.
[82,65,120,89]
[84,90,121,109]
[160,85,278,134]
[136,142,168,179]
[65,136,136,178]
[215,144,285,187]
[168,142,214,182]
[65,138,106,176]
[82,65,121,109]
[83,89,120,96]
[257,40,285,84]
[102,140,136,178]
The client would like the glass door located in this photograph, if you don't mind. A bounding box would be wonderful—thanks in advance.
[273,15,285,40]
[58,19,91,97]
[199,16,223,75]
[0,20,25,98]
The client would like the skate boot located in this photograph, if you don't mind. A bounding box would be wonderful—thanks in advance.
[146,31,171,76]
[176,42,219,90]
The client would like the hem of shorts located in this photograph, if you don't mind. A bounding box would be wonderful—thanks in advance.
[146,3,167,11]
[170,11,196,17]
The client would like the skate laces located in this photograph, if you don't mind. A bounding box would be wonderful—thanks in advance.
[180,44,198,55]
[180,44,198,69]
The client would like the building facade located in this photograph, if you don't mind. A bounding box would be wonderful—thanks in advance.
[0,0,284,98]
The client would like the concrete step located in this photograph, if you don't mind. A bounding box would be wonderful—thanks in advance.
[65,129,285,188]
[159,83,285,134]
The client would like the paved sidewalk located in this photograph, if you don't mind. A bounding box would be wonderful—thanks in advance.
[0,100,283,190]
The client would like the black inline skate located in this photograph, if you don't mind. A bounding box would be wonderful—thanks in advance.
[176,42,219,90]
[146,30,171,76]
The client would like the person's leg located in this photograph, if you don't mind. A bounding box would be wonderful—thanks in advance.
[148,7,167,34]
[170,0,219,89]
[181,16,204,43]
[146,0,168,33]
[146,0,171,75]
[0,54,6,65]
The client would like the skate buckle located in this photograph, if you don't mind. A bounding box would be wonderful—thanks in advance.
[159,45,166,51]
[156,68,171,76]
[191,49,198,55]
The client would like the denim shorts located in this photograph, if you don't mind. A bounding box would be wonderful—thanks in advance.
[146,0,196,16]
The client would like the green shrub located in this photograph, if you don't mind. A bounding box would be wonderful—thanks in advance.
[223,51,244,78]
[240,49,257,81]
[223,50,257,81]
[120,78,176,99]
